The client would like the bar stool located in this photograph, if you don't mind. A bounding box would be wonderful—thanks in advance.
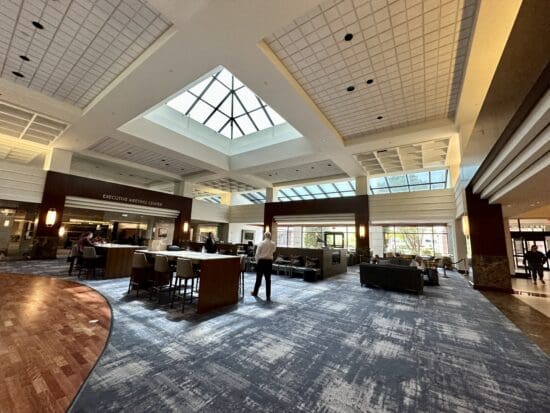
[127,252,152,296]
[149,255,173,303]
[171,258,199,312]
[80,247,103,278]
[68,244,80,276]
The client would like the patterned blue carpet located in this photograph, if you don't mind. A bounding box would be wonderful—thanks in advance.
[2,259,550,412]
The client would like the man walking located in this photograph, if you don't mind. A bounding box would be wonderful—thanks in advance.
[251,232,276,301]
[524,244,546,284]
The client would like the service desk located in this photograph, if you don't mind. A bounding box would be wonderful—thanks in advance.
[137,250,240,314]
[95,244,142,278]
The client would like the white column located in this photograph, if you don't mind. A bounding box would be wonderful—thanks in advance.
[453,217,468,272]
[174,181,194,198]
[266,187,277,202]
[355,175,368,195]
[44,148,72,173]
[502,216,516,275]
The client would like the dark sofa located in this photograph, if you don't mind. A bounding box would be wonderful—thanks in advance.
[359,263,423,294]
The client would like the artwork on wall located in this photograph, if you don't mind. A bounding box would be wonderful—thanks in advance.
[242,230,255,243]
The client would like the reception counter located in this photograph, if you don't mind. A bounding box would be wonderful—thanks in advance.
[95,244,142,278]
[137,250,240,313]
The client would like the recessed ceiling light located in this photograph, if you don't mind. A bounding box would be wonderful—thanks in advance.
[530,204,535,207]
[268,174,272,177]
[161,159,166,161]
[295,169,300,172]
[12,71,24,78]
[127,151,132,154]
[165,163,170,166]
[377,116,383,120]
[328,163,332,166]
[346,86,355,92]
[344,33,353,41]
[311,166,315,169]
[19,55,30,62]
[32,21,44,30]
[181,168,185,171]
[366,79,374,84]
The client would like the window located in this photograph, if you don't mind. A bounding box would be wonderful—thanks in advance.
[274,225,356,250]
[369,169,448,194]
[195,195,221,204]
[277,180,356,201]
[167,67,286,139]
[383,225,449,256]
[241,191,266,204]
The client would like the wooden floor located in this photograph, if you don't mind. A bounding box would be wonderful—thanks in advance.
[0,273,111,412]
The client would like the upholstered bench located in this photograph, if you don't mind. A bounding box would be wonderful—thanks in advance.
[360,263,423,294]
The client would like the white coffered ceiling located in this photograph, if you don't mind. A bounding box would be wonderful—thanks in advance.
[0,0,170,108]
[265,0,476,139]
[199,178,257,193]
[255,159,346,184]
[86,136,207,177]
[354,137,450,175]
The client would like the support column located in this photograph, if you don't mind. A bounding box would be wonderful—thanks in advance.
[355,175,368,195]
[453,217,468,272]
[503,218,516,276]
[465,186,512,292]
[44,148,72,173]
[265,187,277,202]
[174,181,194,198]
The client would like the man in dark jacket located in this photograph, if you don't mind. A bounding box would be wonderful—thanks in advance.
[204,232,217,253]
[524,244,546,284]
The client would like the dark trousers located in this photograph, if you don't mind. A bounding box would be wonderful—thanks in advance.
[254,259,272,298]
[529,265,544,281]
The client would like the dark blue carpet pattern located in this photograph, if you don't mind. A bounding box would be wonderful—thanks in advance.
[2,260,549,412]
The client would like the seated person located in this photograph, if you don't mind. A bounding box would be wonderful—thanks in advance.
[410,256,426,272]
[371,254,380,264]
[246,241,255,257]
[77,232,94,254]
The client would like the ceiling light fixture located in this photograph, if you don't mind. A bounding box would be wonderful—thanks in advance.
[12,71,24,78]
[366,79,374,84]
[19,55,30,61]
[346,86,355,92]
[344,33,353,41]
[32,21,44,29]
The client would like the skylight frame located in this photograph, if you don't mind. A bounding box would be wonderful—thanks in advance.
[368,169,449,194]
[277,180,357,202]
[167,67,286,139]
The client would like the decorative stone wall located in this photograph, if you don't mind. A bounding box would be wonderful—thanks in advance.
[472,254,512,292]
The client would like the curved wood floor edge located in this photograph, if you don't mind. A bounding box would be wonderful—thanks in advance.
[0,273,112,413]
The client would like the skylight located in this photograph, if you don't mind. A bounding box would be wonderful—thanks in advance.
[241,191,266,204]
[369,169,448,194]
[278,181,356,202]
[167,67,286,139]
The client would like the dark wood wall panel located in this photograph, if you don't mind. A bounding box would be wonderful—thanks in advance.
[264,195,370,252]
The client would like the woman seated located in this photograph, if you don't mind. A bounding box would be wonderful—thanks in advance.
[410,256,427,273]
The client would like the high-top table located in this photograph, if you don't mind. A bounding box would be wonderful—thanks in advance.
[137,250,240,314]
[94,244,142,278]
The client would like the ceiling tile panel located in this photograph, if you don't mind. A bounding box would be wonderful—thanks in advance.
[265,0,477,139]
[199,178,257,193]
[87,136,206,177]
[0,0,171,108]
[255,159,346,184]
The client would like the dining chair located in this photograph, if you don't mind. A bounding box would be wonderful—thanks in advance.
[80,246,103,278]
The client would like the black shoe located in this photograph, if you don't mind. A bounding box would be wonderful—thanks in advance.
[266,297,271,302]
[250,291,257,297]
[541,279,546,284]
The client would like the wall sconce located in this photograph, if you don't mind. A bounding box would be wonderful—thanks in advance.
[45,208,57,227]
[3,219,10,227]
[265,225,270,234]
[34,217,38,226]
[359,225,366,238]
[58,226,66,237]
[183,221,189,233]
[462,215,470,238]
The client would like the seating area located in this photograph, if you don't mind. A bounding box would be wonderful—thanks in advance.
[271,247,347,281]
[359,263,424,294]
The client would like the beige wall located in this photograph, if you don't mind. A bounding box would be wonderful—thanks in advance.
[0,160,46,204]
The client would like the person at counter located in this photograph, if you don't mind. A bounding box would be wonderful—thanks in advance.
[205,232,217,253]
[77,232,94,253]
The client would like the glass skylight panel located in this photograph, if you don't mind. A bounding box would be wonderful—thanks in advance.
[387,175,407,186]
[372,188,390,194]
[431,183,445,189]
[390,186,409,193]
[408,172,429,185]
[409,184,430,191]
[167,67,287,139]
[320,183,337,193]
[266,107,285,125]
[167,93,195,114]
[341,191,355,197]
[293,187,309,196]
[188,100,213,123]
[205,111,228,132]
[430,170,446,182]
[369,177,387,188]
[335,181,353,191]
[202,80,229,106]
[305,185,323,194]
